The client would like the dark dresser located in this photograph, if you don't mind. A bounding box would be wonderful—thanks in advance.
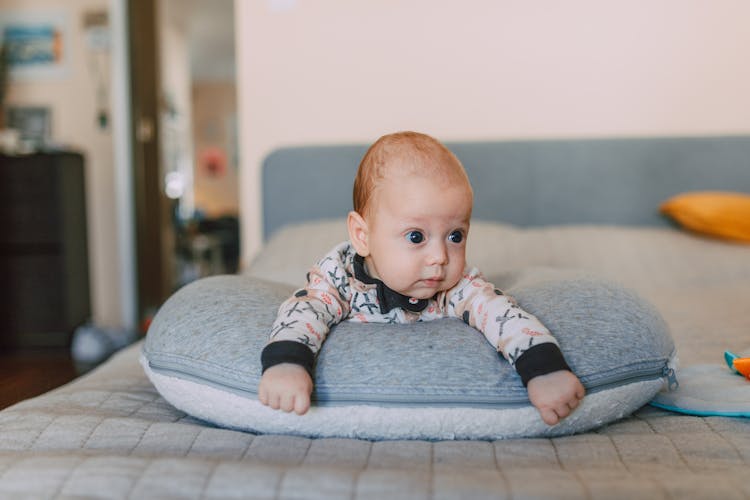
[0,152,91,348]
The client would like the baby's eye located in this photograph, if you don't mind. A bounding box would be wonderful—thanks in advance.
[448,230,463,243]
[406,231,424,244]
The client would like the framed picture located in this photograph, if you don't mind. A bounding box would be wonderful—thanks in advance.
[6,106,51,149]
[0,10,68,80]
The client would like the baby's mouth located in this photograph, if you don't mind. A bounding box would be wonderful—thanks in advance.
[421,277,443,286]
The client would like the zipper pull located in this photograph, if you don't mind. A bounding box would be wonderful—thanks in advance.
[663,365,679,391]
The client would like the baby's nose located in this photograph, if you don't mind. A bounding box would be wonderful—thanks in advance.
[426,241,448,265]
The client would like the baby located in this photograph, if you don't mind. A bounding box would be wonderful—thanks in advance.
[258,131,585,425]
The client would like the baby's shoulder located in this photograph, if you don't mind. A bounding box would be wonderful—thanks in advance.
[307,241,357,288]
[315,241,355,271]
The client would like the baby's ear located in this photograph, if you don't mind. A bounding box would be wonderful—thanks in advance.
[347,211,370,257]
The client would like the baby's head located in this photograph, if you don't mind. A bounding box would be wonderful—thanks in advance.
[348,131,474,299]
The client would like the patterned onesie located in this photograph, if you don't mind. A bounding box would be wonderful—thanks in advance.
[261,241,571,386]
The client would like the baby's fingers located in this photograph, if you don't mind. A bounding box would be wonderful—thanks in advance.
[279,393,296,413]
[575,381,586,400]
[267,392,281,410]
[554,403,572,421]
[568,396,581,410]
[293,393,311,415]
[539,407,560,426]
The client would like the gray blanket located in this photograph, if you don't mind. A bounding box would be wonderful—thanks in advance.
[2,223,749,499]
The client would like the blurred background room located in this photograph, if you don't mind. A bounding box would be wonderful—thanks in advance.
[0,0,748,406]
[0,0,238,404]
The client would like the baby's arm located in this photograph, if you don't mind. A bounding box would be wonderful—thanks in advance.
[445,269,585,424]
[259,248,352,415]
[258,363,313,415]
[527,370,585,425]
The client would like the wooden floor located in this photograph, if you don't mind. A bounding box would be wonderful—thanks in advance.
[0,348,79,410]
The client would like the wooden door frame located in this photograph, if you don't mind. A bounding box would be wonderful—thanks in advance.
[127,0,173,326]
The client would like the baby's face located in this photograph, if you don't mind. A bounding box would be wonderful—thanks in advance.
[363,173,472,299]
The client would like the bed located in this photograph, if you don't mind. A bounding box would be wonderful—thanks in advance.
[2,136,749,499]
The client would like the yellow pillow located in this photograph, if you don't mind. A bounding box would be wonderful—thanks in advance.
[660,191,750,243]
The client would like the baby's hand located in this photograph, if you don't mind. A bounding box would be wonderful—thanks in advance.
[527,370,585,425]
[258,363,313,415]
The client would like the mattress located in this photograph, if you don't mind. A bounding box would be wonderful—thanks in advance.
[1,221,748,498]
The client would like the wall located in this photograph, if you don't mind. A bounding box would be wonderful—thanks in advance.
[1,0,127,328]
[236,0,750,265]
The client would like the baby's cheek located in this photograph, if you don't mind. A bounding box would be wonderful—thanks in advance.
[448,262,466,287]
[451,249,466,268]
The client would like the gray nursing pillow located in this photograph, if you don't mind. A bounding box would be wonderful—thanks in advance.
[141,269,676,440]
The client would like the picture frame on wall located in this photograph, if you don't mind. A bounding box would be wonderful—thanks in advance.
[0,10,69,80]
[6,106,51,151]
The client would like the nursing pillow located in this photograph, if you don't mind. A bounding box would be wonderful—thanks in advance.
[141,269,676,440]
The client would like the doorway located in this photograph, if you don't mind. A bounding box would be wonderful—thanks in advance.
[128,0,239,326]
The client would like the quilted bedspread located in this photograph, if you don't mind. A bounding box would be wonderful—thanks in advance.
[1,223,749,499]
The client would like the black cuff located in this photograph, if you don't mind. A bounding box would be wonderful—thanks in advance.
[514,343,572,387]
[261,341,315,377]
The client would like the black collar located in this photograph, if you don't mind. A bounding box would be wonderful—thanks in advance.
[352,254,430,314]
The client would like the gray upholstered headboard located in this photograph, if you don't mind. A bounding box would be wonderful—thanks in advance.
[262,136,750,240]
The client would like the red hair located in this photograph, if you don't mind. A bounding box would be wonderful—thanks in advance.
[352,131,471,217]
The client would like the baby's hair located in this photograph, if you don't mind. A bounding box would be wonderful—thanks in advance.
[353,131,471,217]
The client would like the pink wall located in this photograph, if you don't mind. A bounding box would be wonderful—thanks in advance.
[237,0,750,264]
